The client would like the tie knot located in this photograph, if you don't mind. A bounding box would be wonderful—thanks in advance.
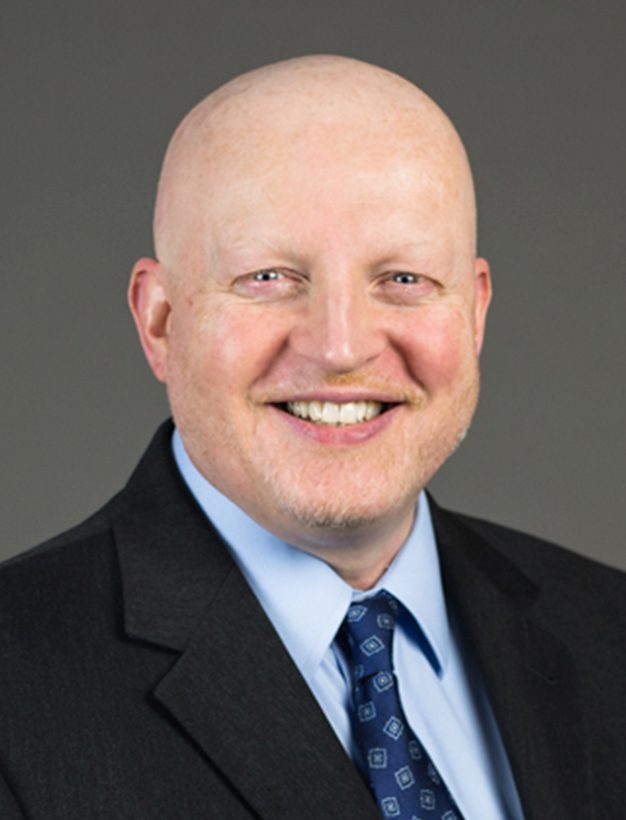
[340,591,399,682]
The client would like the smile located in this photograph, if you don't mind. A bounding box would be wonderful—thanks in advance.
[284,400,390,426]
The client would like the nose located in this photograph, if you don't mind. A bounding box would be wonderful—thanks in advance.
[288,274,386,374]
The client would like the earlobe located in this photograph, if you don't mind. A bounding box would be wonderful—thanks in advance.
[473,257,492,355]
[128,258,172,383]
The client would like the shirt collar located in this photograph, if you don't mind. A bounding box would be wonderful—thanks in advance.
[172,428,450,682]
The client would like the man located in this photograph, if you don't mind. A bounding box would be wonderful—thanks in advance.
[0,56,624,820]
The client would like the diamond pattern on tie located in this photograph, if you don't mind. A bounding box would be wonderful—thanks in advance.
[339,591,463,819]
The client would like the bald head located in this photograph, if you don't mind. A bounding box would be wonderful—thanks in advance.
[153,55,477,271]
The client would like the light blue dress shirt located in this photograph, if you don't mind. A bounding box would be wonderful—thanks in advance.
[172,430,524,819]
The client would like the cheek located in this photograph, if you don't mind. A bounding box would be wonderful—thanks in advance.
[171,302,290,394]
[400,307,476,386]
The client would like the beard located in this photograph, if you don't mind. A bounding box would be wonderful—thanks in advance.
[255,380,477,537]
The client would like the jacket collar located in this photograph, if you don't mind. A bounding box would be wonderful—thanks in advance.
[114,420,234,651]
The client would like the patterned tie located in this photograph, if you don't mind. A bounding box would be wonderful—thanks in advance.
[339,591,463,820]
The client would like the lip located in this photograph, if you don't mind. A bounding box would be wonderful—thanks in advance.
[269,402,403,445]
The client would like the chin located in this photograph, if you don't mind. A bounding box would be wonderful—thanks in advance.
[258,457,420,537]
[277,497,401,533]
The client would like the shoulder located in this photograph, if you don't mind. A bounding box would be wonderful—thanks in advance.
[454,509,625,589]
[436,504,626,633]
[0,499,121,659]
[1,484,121,569]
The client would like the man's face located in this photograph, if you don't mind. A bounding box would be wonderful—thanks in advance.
[142,122,490,551]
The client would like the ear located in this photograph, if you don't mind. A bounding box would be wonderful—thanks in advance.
[473,256,492,355]
[128,257,172,383]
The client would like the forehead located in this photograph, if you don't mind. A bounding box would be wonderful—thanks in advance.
[196,129,461,243]
[212,175,450,264]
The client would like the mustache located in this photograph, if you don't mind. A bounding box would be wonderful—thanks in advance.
[254,374,424,405]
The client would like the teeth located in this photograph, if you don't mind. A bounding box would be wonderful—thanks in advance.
[309,400,323,422]
[286,400,384,426]
[339,403,357,425]
[322,402,340,424]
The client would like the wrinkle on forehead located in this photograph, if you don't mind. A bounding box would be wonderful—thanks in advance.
[153,55,477,271]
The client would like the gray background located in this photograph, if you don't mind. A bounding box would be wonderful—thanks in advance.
[2,0,625,568]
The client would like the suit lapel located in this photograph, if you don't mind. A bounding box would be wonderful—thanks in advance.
[153,564,378,820]
[114,423,378,820]
[431,502,594,820]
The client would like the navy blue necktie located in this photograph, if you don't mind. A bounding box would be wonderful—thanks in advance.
[339,591,462,819]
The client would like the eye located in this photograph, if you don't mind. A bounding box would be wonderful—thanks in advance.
[391,272,420,285]
[375,270,439,305]
[232,268,306,300]
[252,269,284,282]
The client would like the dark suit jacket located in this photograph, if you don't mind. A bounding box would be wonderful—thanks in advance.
[1,421,624,819]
